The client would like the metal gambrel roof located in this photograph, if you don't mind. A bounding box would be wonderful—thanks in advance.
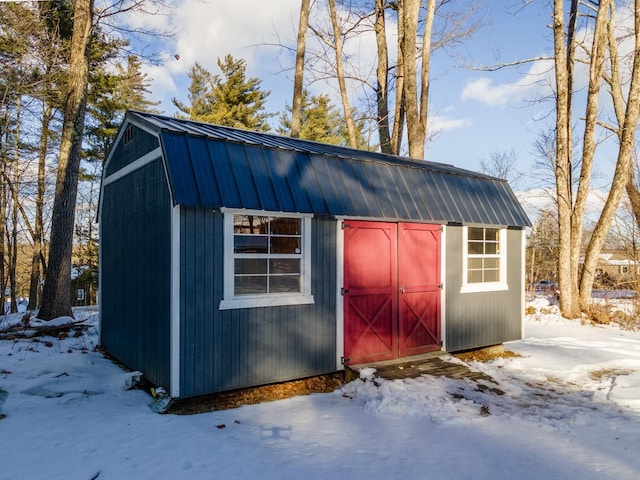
[123,110,531,227]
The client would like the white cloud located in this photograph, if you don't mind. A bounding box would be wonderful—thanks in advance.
[430,114,472,133]
[516,188,610,225]
[461,59,554,107]
[118,0,301,113]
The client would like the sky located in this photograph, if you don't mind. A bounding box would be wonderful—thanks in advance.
[121,1,559,184]
[116,0,638,222]
[1,296,640,479]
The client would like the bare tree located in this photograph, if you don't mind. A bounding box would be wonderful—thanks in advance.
[374,0,391,153]
[327,0,357,148]
[580,0,640,306]
[553,0,580,318]
[38,0,94,320]
[302,1,487,156]
[291,0,311,138]
[480,148,523,188]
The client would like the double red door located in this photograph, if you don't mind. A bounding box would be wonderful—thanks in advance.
[343,221,441,364]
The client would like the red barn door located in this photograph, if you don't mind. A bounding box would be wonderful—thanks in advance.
[398,223,441,356]
[343,221,397,363]
[343,221,441,364]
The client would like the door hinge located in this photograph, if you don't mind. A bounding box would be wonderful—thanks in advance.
[438,283,443,289]
[342,222,351,229]
[341,356,351,365]
[341,287,350,295]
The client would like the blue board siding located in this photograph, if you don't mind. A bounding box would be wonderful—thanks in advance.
[105,125,159,177]
[444,227,524,351]
[179,211,338,397]
[100,158,172,388]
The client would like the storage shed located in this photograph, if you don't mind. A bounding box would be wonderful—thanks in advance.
[99,110,531,399]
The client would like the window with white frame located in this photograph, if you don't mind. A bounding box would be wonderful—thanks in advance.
[461,226,508,293]
[219,211,314,309]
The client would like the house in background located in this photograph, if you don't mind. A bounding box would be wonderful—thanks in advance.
[98,111,531,399]
[595,251,640,288]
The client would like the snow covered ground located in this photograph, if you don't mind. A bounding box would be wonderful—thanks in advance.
[1,298,640,480]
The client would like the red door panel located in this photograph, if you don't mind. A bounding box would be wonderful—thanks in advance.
[398,223,441,356]
[343,221,441,364]
[343,221,397,364]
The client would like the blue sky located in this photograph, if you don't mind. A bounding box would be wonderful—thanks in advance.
[126,0,612,199]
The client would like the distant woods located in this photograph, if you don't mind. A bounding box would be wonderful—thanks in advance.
[3,0,640,321]
[0,0,159,317]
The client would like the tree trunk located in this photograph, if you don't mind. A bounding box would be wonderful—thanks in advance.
[553,0,580,318]
[0,132,6,314]
[626,178,640,229]
[401,0,423,159]
[391,0,405,155]
[375,0,392,154]
[9,95,20,313]
[418,0,436,146]
[580,0,640,304]
[291,0,310,138]
[38,0,93,320]
[572,0,609,310]
[28,103,51,310]
[328,0,357,148]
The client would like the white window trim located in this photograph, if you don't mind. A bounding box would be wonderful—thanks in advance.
[460,226,508,294]
[219,209,314,310]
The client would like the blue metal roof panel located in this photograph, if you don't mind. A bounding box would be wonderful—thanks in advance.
[204,141,242,208]
[185,136,222,207]
[160,133,200,206]
[310,154,348,215]
[261,148,294,212]
[127,111,531,227]
[243,144,280,212]
[224,142,260,210]
[457,175,490,224]
[345,160,385,218]
[296,151,330,214]
[275,150,314,213]
[326,159,359,216]
[395,168,425,221]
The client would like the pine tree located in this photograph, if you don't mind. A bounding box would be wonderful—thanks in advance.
[278,91,342,144]
[172,62,214,121]
[86,53,160,160]
[278,90,372,149]
[173,55,272,131]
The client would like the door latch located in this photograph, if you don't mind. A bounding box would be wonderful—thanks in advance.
[400,285,405,294]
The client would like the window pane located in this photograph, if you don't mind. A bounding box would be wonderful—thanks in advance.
[484,269,499,282]
[484,258,499,269]
[235,258,267,275]
[234,215,268,234]
[468,270,483,283]
[270,275,300,293]
[484,242,498,255]
[468,258,484,269]
[235,275,267,294]
[271,236,301,254]
[271,217,301,235]
[270,259,300,274]
[468,228,484,240]
[234,235,268,253]
[468,242,484,255]
[485,228,499,241]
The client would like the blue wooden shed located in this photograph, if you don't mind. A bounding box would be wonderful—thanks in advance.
[99,111,531,399]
